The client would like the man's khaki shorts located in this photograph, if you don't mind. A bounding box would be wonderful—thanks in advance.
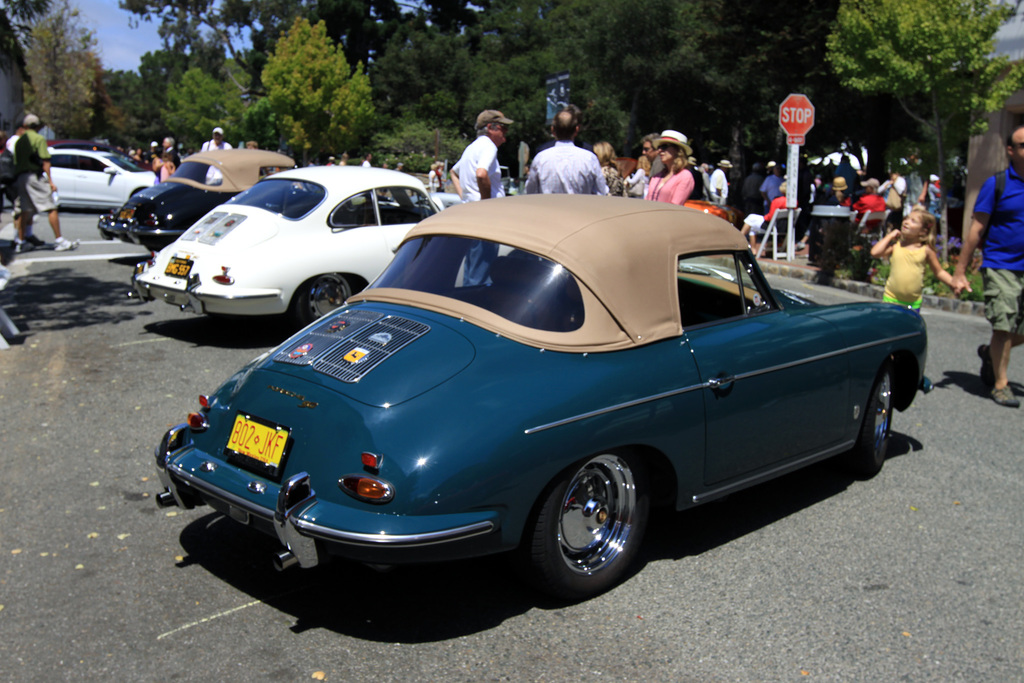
[15,172,56,219]
[982,268,1024,335]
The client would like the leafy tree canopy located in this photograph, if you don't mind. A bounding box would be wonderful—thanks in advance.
[24,0,98,137]
[827,0,1024,249]
[165,65,246,150]
[1,0,50,72]
[262,17,374,164]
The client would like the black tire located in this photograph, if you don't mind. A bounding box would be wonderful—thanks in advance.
[843,361,894,477]
[521,451,649,600]
[288,274,352,328]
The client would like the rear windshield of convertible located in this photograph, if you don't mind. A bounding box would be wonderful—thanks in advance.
[373,235,585,332]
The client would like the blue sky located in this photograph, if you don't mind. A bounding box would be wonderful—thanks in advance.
[77,0,163,72]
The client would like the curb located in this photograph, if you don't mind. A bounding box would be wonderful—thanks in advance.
[759,262,986,317]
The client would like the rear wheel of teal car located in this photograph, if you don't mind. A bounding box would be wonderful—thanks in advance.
[843,361,893,477]
[523,452,649,600]
[289,274,352,328]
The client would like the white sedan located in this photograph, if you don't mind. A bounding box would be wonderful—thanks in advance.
[130,167,438,327]
[49,148,156,209]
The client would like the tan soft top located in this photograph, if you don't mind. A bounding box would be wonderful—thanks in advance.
[167,149,295,192]
[349,194,750,352]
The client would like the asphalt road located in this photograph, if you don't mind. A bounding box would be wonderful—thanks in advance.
[1,211,1022,682]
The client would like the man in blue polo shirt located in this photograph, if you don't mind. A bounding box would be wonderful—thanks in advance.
[953,124,1024,407]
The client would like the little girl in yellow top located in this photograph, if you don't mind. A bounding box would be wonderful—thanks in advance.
[870,208,953,309]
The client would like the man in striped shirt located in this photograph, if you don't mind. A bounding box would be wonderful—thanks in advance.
[525,109,608,196]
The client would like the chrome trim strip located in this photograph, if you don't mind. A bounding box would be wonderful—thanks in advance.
[524,332,922,435]
[192,291,280,302]
[691,439,855,504]
[292,517,495,547]
[168,462,275,521]
[167,461,496,548]
[524,383,706,434]
[729,332,921,383]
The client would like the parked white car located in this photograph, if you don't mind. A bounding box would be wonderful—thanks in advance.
[49,148,156,209]
[130,166,438,327]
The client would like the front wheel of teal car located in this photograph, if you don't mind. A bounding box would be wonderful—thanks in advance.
[522,452,650,600]
[843,361,894,478]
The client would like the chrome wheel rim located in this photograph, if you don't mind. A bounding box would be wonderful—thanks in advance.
[557,454,637,575]
[872,372,892,454]
[307,275,350,319]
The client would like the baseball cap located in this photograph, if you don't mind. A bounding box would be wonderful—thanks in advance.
[476,110,513,128]
[213,127,224,135]
[22,113,40,127]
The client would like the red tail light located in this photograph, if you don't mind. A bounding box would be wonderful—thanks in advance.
[187,412,208,431]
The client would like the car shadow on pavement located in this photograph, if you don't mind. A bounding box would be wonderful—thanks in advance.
[171,433,922,642]
[176,513,534,642]
[144,315,294,349]
[1,266,148,335]
[640,439,921,564]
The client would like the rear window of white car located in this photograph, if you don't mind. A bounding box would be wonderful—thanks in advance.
[227,178,326,219]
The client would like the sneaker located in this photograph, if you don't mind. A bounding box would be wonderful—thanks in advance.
[978,344,995,387]
[54,237,79,252]
[991,385,1020,408]
[14,239,32,253]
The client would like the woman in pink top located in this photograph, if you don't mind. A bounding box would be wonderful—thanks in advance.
[159,150,176,183]
[646,130,694,205]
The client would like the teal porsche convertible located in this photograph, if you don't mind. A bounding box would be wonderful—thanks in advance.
[154,195,928,600]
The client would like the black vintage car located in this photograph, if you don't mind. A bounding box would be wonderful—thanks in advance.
[98,149,294,252]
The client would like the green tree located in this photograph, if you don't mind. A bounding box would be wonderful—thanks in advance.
[23,0,97,137]
[827,0,1024,252]
[165,65,245,149]
[237,96,280,152]
[118,0,309,92]
[262,17,374,165]
[1,0,49,74]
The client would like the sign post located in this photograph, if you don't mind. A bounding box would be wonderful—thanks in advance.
[778,93,815,261]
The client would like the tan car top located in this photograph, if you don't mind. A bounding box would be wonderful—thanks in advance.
[349,194,750,352]
[166,149,295,192]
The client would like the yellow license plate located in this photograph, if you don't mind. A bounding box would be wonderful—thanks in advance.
[118,207,135,221]
[225,413,290,468]
[165,257,193,278]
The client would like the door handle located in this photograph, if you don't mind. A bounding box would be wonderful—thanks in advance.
[707,375,735,391]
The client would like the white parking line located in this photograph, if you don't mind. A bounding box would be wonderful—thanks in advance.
[14,252,148,263]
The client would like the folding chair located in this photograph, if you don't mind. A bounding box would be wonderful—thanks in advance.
[756,207,801,260]
[857,209,889,239]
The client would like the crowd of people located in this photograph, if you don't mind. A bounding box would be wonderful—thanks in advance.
[442,105,1021,410]
[3,108,1021,409]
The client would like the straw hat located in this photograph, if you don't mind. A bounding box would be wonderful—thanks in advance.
[654,130,693,156]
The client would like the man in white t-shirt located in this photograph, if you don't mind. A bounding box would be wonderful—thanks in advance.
[709,159,731,206]
[449,110,513,285]
[201,127,233,152]
[450,110,513,203]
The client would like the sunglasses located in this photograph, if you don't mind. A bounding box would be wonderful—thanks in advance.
[657,144,675,152]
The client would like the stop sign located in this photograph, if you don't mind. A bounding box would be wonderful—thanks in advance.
[779,93,814,144]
